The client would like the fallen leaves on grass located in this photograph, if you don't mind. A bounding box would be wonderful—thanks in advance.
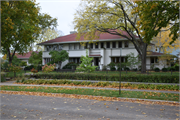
[0,90,179,106]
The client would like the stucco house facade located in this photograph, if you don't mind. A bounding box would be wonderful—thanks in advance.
[38,31,166,70]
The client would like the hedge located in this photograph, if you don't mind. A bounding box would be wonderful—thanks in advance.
[24,73,179,83]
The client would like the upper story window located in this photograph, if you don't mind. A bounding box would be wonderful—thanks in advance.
[53,45,57,50]
[79,43,84,49]
[124,41,129,48]
[90,43,93,49]
[101,42,104,48]
[112,42,116,48]
[95,43,99,49]
[106,42,110,48]
[74,44,79,50]
[84,43,88,49]
[46,46,50,51]
[118,41,122,48]
[59,44,63,50]
[69,44,74,50]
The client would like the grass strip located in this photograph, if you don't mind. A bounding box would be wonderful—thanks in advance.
[1,85,179,101]
[18,79,179,91]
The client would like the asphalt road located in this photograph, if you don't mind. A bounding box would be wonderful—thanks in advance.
[0,94,179,120]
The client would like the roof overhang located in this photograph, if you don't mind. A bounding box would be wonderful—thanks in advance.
[37,38,140,46]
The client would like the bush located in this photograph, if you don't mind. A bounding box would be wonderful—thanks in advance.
[174,64,179,71]
[132,68,138,71]
[107,62,116,68]
[168,66,176,71]
[124,67,130,71]
[24,65,34,70]
[154,67,160,72]
[1,73,6,82]
[31,68,38,73]
[42,64,55,73]
[102,65,107,71]
[162,68,168,72]
[110,66,116,71]
[62,62,79,69]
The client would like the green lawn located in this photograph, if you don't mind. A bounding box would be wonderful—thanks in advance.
[1,85,179,101]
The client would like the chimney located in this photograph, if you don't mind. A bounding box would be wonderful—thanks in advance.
[70,31,76,34]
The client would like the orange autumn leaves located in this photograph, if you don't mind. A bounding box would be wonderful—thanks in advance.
[0,90,179,106]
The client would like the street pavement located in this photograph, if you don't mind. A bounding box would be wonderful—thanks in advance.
[1,94,179,120]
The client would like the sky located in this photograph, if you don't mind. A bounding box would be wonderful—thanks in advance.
[36,0,81,36]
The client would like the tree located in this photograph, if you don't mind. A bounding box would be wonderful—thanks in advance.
[74,0,148,73]
[12,56,21,66]
[49,50,69,69]
[28,51,42,70]
[1,1,57,64]
[158,54,176,68]
[35,28,63,51]
[76,50,97,72]
[126,52,140,70]
[132,0,179,44]
[73,0,178,73]
[20,61,27,67]
[151,30,180,54]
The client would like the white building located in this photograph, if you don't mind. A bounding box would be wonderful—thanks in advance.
[38,31,166,70]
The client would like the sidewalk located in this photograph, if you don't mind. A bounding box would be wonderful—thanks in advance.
[0,80,179,94]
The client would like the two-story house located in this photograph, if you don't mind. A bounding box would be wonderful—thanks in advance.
[37,31,166,70]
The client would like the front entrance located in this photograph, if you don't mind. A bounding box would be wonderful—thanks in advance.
[94,57,99,66]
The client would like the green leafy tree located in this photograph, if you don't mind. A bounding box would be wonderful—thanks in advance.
[20,61,27,67]
[12,56,21,66]
[132,0,179,44]
[49,50,69,69]
[126,52,140,70]
[76,50,97,72]
[28,51,42,70]
[1,1,57,64]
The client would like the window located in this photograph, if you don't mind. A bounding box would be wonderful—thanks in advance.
[59,44,63,50]
[111,57,115,63]
[151,57,154,63]
[118,41,122,48]
[106,42,110,48]
[69,44,74,50]
[155,57,158,63]
[53,45,57,50]
[74,44,79,50]
[101,42,104,48]
[124,41,129,48]
[84,43,88,49]
[95,43,99,49]
[46,46,49,51]
[49,46,52,51]
[69,57,81,63]
[112,42,116,48]
[79,43,83,49]
[90,43,93,49]
[111,57,126,63]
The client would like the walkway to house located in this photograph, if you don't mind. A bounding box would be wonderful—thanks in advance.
[0,80,179,94]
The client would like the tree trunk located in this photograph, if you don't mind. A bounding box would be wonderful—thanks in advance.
[141,43,147,73]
